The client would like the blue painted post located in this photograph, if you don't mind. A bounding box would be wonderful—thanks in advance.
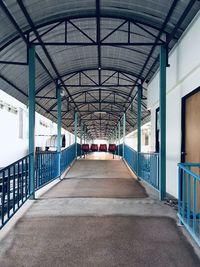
[159,45,167,200]
[28,45,36,199]
[115,128,118,155]
[57,87,61,177]
[85,128,88,143]
[118,122,120,156]
[123,113,126,158]
[83,126,86,144]
[137,85,142,176]
[74,112,78,157]
[80,121,83,157]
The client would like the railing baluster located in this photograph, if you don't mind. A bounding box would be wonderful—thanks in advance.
[17,162,20,207]
[182,170,185,221]
[178,166,181,217]
[25,157,28,197]
[39,153,42,187]
[21,160,24,204]
[1,171,5,226]
[187,167,191,226]
[13,164,16,213]
[7,168,10,219]
[193,178,196,234]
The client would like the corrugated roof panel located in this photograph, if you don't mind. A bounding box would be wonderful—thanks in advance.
[0,0,200,138]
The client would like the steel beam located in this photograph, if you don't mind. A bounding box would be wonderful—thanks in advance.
[159,45,167,201]
[118,122,121,155]
[74,112,78,157]
[57,87,61,177]
[137,85,142,176]
[28,45,35,199]
[32,42,163,46]
[137,85,142,153]
[123,113,126,158]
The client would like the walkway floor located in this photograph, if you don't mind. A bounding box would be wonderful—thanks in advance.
[0,155,199,267]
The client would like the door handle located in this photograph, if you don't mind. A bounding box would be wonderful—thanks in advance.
[181,152,187,155]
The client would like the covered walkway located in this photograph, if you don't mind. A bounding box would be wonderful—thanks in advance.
[1,0,200,264]
[0,157,199,267]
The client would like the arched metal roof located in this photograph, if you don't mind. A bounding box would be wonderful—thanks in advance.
[0,0,200,139]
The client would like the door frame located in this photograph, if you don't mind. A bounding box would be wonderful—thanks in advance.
[181,86,200,163]
[155,107,160,152]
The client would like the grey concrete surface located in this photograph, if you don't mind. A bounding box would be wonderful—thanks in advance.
[42,178,147,198]
[0,159,199,266]
[25,197,177,218]
[0,216,199,267]
[66,159,134,179]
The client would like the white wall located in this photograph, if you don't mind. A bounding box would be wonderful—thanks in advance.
[0,90,28,167]
[125,122,151,152]
[0,90,76,168]
[147,11,200,198]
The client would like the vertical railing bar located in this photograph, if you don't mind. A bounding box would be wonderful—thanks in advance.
[21,160,24,203]
[25,157,28,198]
[35,154,37,190]
[1,170,5,226]
[178,166,181,217]
[17,162,20,207]
[41,153,43,186]
[13,164,16,213]
[187,167,191,226]
[193,178,196,234]
[182,170,185,221]
[39,154,42,187]
[7,167,10,219]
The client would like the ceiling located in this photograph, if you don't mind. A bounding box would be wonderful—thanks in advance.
[0,0,200,139]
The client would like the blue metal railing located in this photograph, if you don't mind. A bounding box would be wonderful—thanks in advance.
[0,143,79,229]
[0,154,31,228]
[178,163,200,247]
[35,151,58,190]
[77,143,81,157]
[124,145,138,173]
[60,143,77,174]
[116,144,123,156]
[138,152,159,189]
[123,144,159,190]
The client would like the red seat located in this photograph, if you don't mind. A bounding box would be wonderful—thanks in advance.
[99,144,107,152]
[91,144,98,152]
[81,144,89,152]
[109,144,116,152]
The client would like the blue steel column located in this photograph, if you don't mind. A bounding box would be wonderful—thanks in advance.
[115,128,118,155]
[28,45,35,199]
[80,121,83,157]
[137,85,142,176]
[85,128,88,143]
[57,87,61,177]
[118,122,121,156]
[123,113,126,158]
[83,126,86,144]
[74,112,78,157]
[159,45,167,200]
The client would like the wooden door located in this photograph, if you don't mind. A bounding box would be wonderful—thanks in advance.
[183,89,200,212]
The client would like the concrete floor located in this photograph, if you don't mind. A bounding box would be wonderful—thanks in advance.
[67,159,132,179]
[0,158,199,266]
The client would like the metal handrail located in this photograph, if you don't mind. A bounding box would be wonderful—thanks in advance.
[178,163,200,181]
[0,153,32,173]
[124,144,159,190]
[178,162,200,247]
